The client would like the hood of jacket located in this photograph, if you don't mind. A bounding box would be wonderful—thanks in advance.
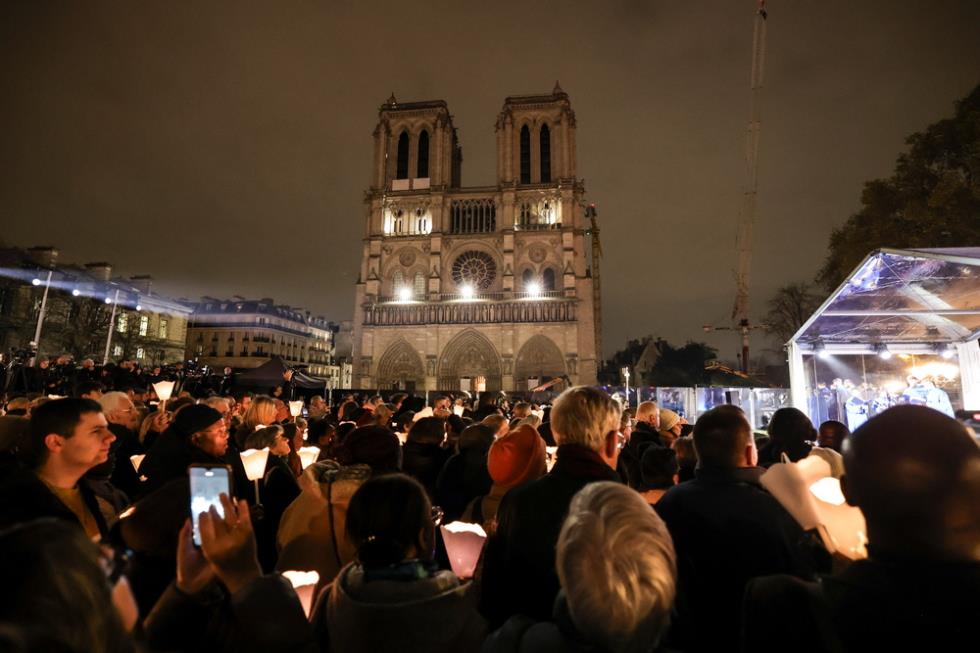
[323,563,485,653]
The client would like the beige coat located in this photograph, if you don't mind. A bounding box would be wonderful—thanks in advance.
[276,461,371,591]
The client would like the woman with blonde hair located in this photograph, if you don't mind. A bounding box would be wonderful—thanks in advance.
[234,395,278,448]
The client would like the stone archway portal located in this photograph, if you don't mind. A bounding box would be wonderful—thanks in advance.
[438,330,502,392]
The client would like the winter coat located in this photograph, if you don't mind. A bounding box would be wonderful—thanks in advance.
[479,444,621,628]
[276,461,371,591]
[0,461,116,540]
[254,455,300,572]
[460,483,510,534]
[144,574,315,653]
[483,590,676,653]
[655,466,817,652]
[312,563,486,653]
[743,556,980,653]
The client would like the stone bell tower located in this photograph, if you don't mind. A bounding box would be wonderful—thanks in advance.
[352,85,599,393]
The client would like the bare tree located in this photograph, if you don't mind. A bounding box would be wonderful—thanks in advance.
[765,282,823,344]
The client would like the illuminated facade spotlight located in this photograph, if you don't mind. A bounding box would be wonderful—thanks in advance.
[105,296,113,305]
[460,284,475,300]
[135,304,143,311]
[526,281,542,298]
[397,286,413,302]
[814,341,830,360]
[939,344,956,360]
[32,278,42,286]
[71,289,81,297]
[875,343,892,360]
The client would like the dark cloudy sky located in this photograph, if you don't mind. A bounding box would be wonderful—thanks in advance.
[2,1,978,363]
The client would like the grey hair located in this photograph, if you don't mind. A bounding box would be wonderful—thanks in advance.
[557,481,676,652]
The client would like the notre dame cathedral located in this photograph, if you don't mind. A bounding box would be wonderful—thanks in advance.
[351,85,600,393]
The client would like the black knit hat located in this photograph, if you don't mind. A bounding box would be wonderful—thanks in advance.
[172,404,223,438]
[335,426,401,472]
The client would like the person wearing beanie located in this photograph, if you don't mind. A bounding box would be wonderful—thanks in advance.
[277,425,400,588]
[638,444,678,506]
[461,425,546,533]
[658,409,685,448]
[138,404,231,496]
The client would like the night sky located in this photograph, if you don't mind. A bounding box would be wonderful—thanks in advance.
[2,1,978,364]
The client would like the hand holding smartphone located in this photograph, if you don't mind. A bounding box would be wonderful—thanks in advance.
[188,464,232,547]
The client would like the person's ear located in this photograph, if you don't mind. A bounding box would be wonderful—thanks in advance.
[745,441,758,467]
[44,433,64,454]
[603,430,618,459]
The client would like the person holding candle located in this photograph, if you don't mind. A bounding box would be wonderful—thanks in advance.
[743,405,980,653]
[461,424,546,534]
[137,405,229,496]
[311,474,486,653]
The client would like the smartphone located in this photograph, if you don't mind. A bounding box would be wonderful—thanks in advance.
[188,464,232,547]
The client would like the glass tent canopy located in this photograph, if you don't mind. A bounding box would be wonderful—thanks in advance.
[788,248,980,414]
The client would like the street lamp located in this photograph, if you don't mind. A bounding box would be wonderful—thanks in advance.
[621,367,630,409]
[30,269,53,366]
[103,289,121,364]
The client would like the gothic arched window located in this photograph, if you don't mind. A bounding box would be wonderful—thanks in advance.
[414,271,426,297]
[519,125,531,184]
[522,269,534,289]
[417,130,429,178]
[396,131,409,179]
[540,124,551,183]
[393,270,404,295]
[543,267,557,291]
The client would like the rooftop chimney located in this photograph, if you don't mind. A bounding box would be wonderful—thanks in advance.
[27,246,59,267]
[84,262,113,282]
[129,275,153,294]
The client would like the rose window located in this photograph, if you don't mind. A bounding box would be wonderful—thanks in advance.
[452,251,497,290]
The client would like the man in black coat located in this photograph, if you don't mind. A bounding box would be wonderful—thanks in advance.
[655,405,815,652]
[480,386,623,628]
[743,405,980,653]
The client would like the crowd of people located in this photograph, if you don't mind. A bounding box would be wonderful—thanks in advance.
[0,371,978,652]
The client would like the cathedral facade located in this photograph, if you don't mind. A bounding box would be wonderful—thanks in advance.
[351,86,600,393]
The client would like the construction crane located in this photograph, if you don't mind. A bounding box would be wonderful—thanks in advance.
[704,0,769,373]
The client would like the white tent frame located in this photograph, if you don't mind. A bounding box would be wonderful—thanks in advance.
[787,248,980,414]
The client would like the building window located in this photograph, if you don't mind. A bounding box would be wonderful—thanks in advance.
[159,319,168,339]
[540,124,551,183]
[136,347,145,360]
[522,269,534,288]
[139,315,149,336]
[414,271,426,298]
[396,131,409,179]
[116,314,128,333]
[519,125,531,184]
[543,267,557,291]
[112,345,123,357]
[417,130,429,178]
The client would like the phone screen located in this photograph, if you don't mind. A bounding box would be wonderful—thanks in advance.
[189,465,230,546]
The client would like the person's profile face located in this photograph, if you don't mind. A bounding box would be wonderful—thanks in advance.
[60,412,115,469]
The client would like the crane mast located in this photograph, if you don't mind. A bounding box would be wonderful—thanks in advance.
[730,1,768,372]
